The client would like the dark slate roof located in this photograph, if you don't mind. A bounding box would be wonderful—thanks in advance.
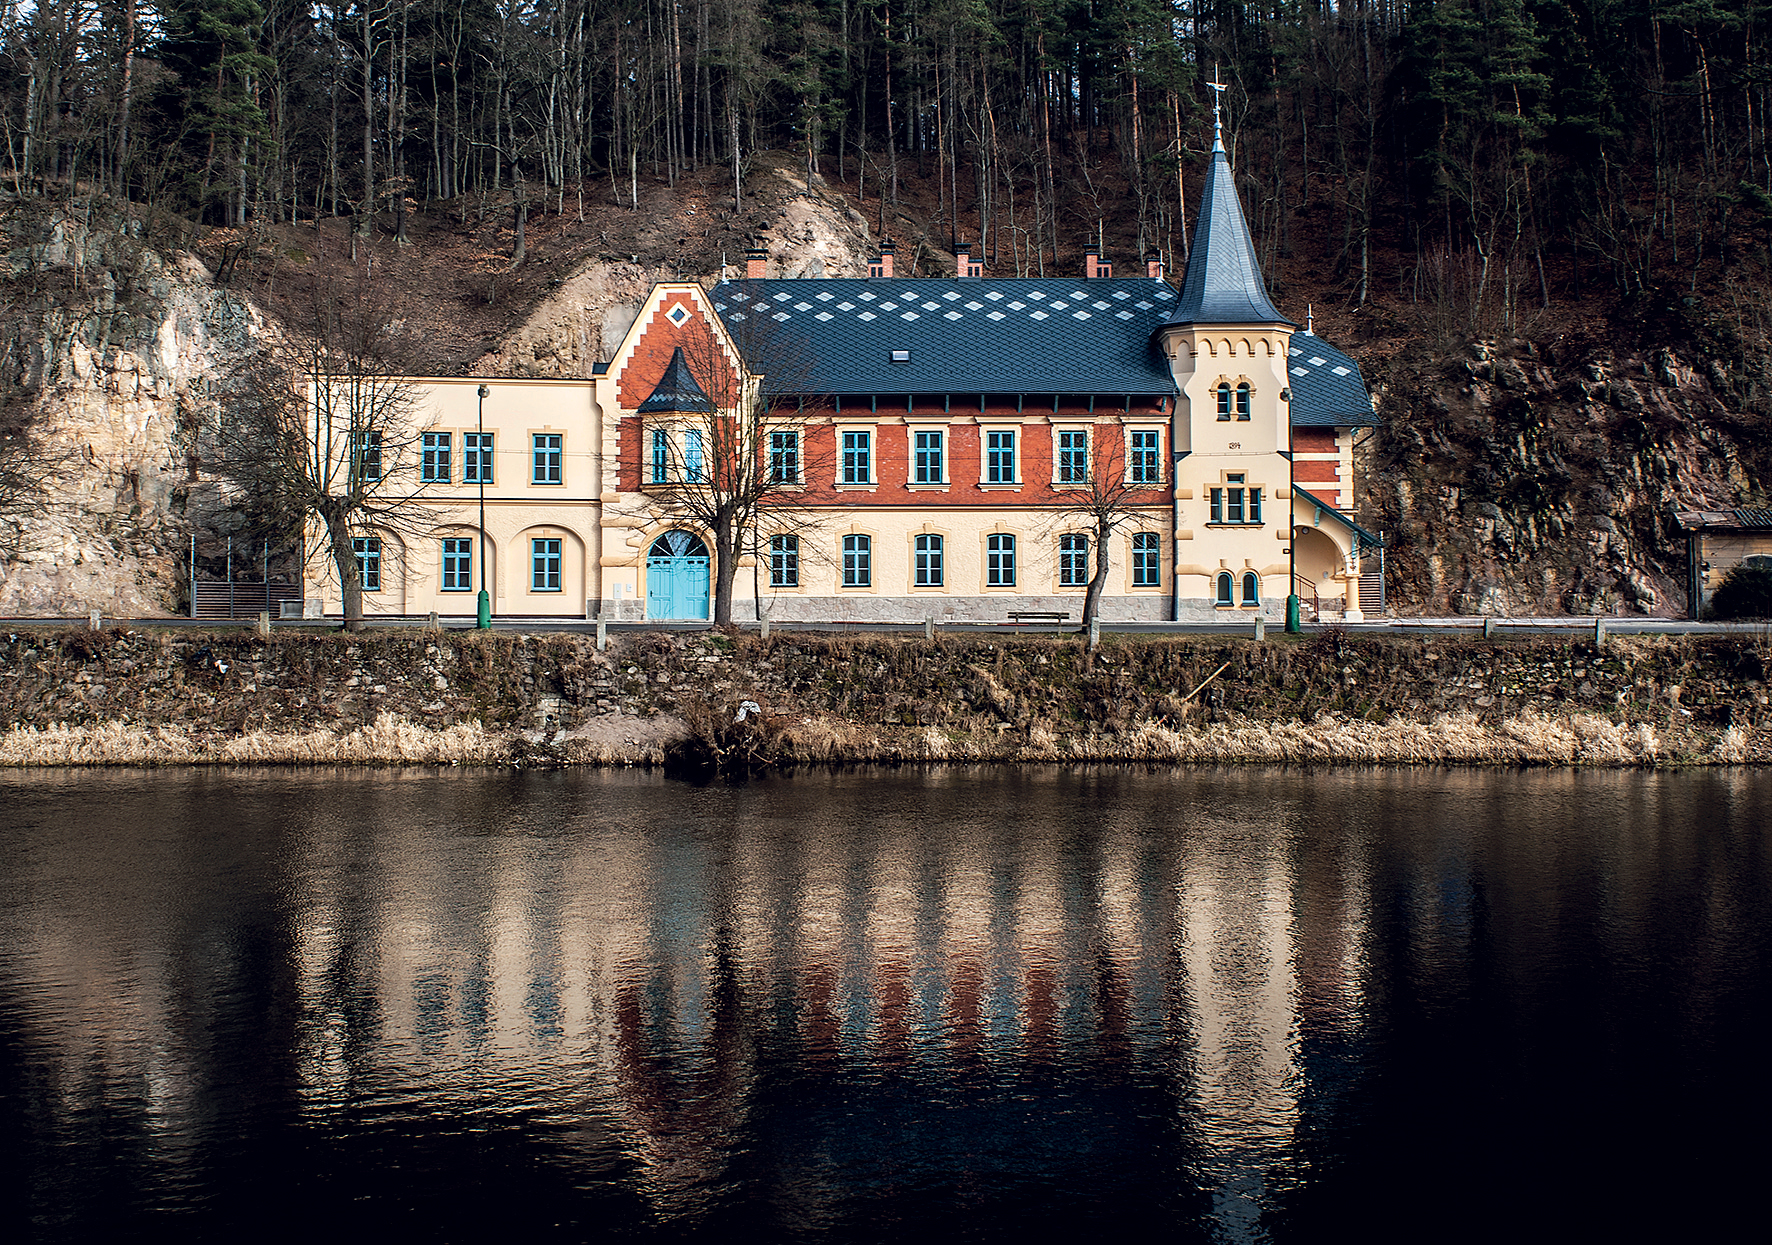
[1294,485,1385,548]
[1682,506,1772,530]
[635,346,712,413]
[712,277,1181,396]
[1165,138,1291,328]
[1288,334,1378,427]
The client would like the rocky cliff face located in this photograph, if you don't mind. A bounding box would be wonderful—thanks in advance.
[0,201,261,616]
[1367,328,1772,617]
[473,152,880,378]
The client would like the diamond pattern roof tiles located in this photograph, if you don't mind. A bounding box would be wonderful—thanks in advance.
[714,277,1181,395]
[1286,335,1378,427]
[708,276,1375,428]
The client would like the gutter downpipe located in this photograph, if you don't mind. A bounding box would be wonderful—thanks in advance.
[1170,385,1187,623]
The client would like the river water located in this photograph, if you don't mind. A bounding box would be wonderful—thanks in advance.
[2,766,1769,1242]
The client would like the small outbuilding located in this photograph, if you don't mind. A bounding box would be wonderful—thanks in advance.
[1675,507,1772,618]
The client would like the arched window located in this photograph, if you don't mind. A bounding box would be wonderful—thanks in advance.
[987,534,1016,586]
[1215,383,1232,421]
[1235,382,1252,420]
[1216,571,1234,606]
[1059,534,1089,586]
[1131,532,1161,586]
[914,534,944,586]
[770,535,799,587]
[1242,572,1261,606]
[842,535,872,587]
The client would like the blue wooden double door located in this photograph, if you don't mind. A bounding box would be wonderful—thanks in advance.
[646,531,710,620]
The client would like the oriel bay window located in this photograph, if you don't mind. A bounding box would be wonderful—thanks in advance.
[914,534,944,587]
[987,534,1016,586]
[841,430,873,484]
[913,429,945,484]
[770,534,799,587]
[532,433,563,484]
[441,539,473,591]
[1209,474,1263,524]
[1059,534,1090,586]
[842,534,872,586]
[531,538,562,591]
[684,428,705,482]
[421,432,452,482]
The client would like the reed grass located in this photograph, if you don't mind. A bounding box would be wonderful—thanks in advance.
[0,714,505,766]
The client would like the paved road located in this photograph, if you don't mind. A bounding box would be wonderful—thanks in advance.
[4,615,1765,638]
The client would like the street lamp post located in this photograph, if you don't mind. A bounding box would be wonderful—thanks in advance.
[477,384,491,629]
[1281,385,1300,634]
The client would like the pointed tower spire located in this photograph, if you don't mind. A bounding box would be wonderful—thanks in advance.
[1162,77,1290,329]
[637,346,713,413]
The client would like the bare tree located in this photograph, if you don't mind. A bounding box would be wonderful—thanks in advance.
[1048,424,1164,648]
[0,412,61,560]
[212,266,436,629]
[640,304,827,625]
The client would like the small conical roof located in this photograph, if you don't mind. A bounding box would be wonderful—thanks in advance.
[1164,125,1290,328]
[636,346,713,413]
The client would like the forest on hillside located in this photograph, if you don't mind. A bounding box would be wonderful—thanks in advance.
[6,1,1772,344]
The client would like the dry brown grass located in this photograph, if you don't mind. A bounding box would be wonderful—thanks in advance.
[0,714,506,766]
[2,707,1764,769]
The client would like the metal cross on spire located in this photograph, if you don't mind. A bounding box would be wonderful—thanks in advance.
[1208,69,1227,151]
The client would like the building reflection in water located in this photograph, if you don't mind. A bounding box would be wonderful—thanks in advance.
[6,766,1764,1240]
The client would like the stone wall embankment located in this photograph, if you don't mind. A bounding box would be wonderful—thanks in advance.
[1,626,1769,767]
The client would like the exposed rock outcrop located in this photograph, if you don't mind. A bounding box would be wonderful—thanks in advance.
[1368,333,1772,617]
[0,200,261,616]
[473,153,878,378]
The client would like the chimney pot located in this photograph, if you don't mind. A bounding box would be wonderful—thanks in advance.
[1084,244,1109,280]
[744,248,767,280]
[1144,254,1165,281]
[870,238,896,280]
[954,241,980,279]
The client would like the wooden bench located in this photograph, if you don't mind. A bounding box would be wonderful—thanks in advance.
[1008,611,1070,625]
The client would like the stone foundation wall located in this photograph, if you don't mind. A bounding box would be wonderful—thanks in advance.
[2,625,1769,766]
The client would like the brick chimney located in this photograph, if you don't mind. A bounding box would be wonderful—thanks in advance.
[744,247,767,279]
[954,241,982,279]
[1144,253,1164,281]
[1085,244,1111,279]
[868,239,896,280]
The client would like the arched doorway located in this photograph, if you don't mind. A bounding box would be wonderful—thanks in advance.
[646,530,710,620]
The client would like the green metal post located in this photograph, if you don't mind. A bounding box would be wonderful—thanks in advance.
[1285,593,1301,634]
[477,384,492,629]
